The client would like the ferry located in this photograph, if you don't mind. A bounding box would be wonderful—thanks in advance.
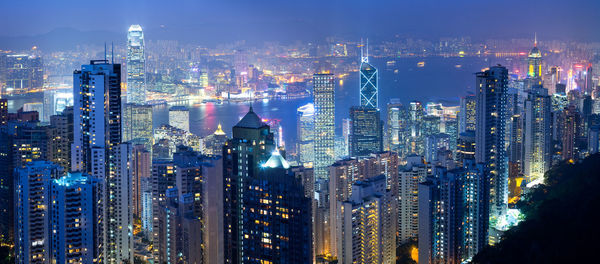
[417,61,425,67]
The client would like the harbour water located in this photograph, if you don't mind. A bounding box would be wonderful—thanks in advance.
[10,56,497,150]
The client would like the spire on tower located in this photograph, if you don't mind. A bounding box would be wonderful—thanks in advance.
[534,32,537,47]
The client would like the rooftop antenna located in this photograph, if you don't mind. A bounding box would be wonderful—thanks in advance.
[360,38,364,61]
[534,32,537,47]
[111,42,114,64]
[366,38,369,63]
[104,42,107,61]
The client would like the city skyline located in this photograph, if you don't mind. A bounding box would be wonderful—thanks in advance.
[1,2,600,264]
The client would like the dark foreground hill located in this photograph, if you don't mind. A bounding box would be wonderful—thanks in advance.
[472,154,600,264]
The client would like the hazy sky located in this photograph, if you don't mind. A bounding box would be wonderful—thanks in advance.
[1,0,599,43]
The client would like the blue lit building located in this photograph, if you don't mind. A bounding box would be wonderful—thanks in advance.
[475,65,509,222]
[359,42,378,108]
[418,160,485,264]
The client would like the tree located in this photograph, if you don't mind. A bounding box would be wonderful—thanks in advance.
[472,154,600,263]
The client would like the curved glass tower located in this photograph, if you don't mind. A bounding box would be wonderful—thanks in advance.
[127,25,146,104]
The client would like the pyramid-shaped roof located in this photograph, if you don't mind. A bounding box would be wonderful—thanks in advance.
[235,107,266,129]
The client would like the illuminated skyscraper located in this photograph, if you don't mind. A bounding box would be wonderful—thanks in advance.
[527,35,542,88]
[223,108,310,263]
[50,172,104,264]
[169,106,190,132]
[313,73,335,179]
[475,66,509,222]
[123,103,153,149]
[459,95,476,133]
[386,100,410,157]
[335,175,396,264]
[71,60,133,263]
[127,25,146,104]
[359,41,378,108]
[223,107,275,263]
[418,160,485,264]
[15,161,63,264]
[398,155,430,244]
[523,86,551,185]
[297,103,315,167]
[349,106,383,157]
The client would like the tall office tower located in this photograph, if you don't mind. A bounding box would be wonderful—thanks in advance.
[297,103,315,167]
[342,118,352,157]
[459,95,476,133]
[47,106,74,170]
[546,66,562,95]
[425,133,450,163]
[561,104,581,161]
[122,103,153,149]
[241,151,312,263]
[203,156,224,264]
[223,107,275,263]
[266,119,284,148]
[155,147,205,264]
[527,36,542,82]
[398,156,430,244]
[313,73,335,179]
[585,64,594,95]
[0,120,44,244]
[508,114,524,184]
[169,106,190,132]
[350,106,383,157]
[475,65,509,220]
[132,144,151,217]
[456,131,476,167]
[71,60,133,263]
[387,100,410,157]
[127,25,146,104]
[15,161,63,264]
[335,175,396,264]
[407,101,425,155]
[418,160,485,264]
[2,54,43,95]
[421,115,441,139]
[523,86,551,184]
[359,42,378,108]
[0,98,7,125]
[202,124,228,155]
[150,160,176,263]
[50,172,104,263]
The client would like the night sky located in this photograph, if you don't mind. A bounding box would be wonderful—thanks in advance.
[1,0,599,44]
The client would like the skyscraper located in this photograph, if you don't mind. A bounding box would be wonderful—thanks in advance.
[71,60,133,263]
[349,106,383,157]
[223,107,275,263]
[359,42,378,108]
[418,160,485,264]
[297,103,315,167]
[475,65,509,222]
[398,155,430,244]
[313,73,335,179]
[523,86,551,185]
[526,36,543,88]
[50,172,104,264]
[459,95,476,133]
[169,106,190,132]
[335,175,396,264]
[122,103,153,150]
[15,161,63,264]
[127,25,146,104]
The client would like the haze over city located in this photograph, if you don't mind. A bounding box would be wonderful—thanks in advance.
[1,1,600,264]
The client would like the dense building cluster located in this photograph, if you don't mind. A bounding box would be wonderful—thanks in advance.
[1,24,600,264]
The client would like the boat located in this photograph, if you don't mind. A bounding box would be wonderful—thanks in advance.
[417,61,425,67]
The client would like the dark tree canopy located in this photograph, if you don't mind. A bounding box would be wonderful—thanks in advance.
[472,154,600,263]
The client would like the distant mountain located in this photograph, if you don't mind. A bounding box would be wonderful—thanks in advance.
[0,28,122,52]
